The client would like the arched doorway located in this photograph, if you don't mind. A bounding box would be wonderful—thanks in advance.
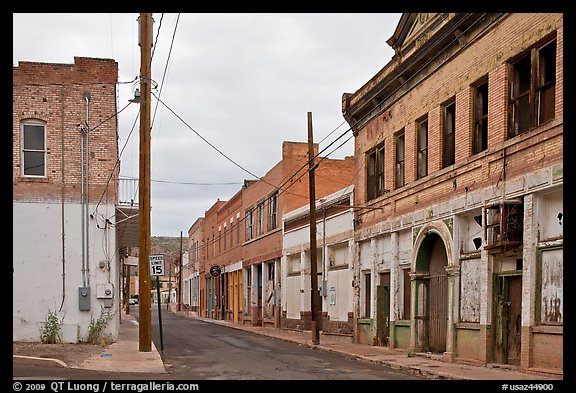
[414,231,449,353]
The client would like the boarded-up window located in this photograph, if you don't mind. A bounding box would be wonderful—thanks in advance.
[460,258,481,323]
[401,267,411,320]
[329,244,348,267]
[287,254,300,274]
[540,248,563,324]
[363,272,371,318]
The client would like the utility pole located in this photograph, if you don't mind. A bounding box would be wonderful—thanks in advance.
[138,12,153,352]
[307,111,321,345]
[179,231,183,311]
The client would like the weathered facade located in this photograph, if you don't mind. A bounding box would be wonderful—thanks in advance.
[197,141,355,329]
[186,217,204,314]
[282,185,355,337]
[13,57,123,343]
[342,13,562,375]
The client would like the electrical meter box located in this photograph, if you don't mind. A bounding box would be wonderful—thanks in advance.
[96,283,114,299]
[79,287,90,311]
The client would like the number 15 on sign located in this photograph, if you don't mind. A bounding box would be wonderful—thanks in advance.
[149,254,165,276]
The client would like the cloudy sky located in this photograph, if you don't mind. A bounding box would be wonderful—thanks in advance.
[13,13,401,237]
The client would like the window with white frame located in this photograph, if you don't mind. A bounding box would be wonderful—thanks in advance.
[21,121,47,177]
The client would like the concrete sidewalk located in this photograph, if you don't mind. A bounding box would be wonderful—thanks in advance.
[75,311,167,374]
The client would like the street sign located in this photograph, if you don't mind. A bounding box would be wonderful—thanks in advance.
[149,254,165,276]
[209,265,221,278]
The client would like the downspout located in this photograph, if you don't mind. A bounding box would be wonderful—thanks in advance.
[59,85,66,312]
[85,94,90,287]
[80,115,86,287]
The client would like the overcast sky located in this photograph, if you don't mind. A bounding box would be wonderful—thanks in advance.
[13,13,401,237]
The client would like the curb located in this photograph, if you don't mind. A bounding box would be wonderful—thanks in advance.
[13,355,68,368]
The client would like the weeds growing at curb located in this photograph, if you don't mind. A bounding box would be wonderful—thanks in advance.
[85,306,115,345]
[40,310,63,344]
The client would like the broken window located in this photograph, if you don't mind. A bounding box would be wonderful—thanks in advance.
[509,38,556,137]
[395,129,405,189]
[367,143,386,201]
[21,121,47,177]
[417,116,428,179]
[442,99,456,168]
[472,78,489,154]
[484,200,523,251]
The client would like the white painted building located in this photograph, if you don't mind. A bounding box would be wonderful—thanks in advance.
[281,186,355,336]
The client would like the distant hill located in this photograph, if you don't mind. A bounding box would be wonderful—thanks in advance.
[151,236,184,274]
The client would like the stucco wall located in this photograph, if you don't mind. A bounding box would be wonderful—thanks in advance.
[13,201,119,343]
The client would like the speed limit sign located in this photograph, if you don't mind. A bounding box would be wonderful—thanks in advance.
[149,254,165,276]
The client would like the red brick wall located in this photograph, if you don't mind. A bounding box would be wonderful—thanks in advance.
[13,57,119,204]
[351,13,563,230]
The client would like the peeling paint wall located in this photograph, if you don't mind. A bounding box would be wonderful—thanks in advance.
[460,258,481,323]
[540,248,563,324]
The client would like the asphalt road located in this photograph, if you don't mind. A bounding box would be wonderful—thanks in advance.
[146,306,421,380]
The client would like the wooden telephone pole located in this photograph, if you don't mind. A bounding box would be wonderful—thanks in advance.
[138,12,153,352]
[307,112,321,345]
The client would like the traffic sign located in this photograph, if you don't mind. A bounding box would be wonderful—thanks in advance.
[149,254,165,276]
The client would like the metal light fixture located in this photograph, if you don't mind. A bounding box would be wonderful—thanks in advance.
[129,88,141,104]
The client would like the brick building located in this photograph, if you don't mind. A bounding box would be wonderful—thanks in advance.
[185,217,204,314]
[197,141,354,328]
[13,57,123,343]
[342,13,562,375]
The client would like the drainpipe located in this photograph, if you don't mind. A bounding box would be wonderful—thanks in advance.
[80,119,86,287]
[85,94,90,287]
[59,85,66,312]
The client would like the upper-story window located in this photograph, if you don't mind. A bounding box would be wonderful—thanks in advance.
[509,38,556,137]
[416,115,428,180]
[472,77,489,154]
[257,202,265,236]
[21,120,47,177]
[442,99,455,169]
[395,129,405,189]
[223,224,227,251]
[245,209,254,241]
[268,192,278,231]
[367,143,385,201]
